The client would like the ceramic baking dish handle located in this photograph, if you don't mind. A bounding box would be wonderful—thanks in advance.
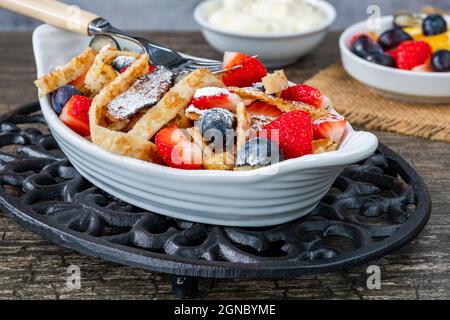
[0,0,99,36]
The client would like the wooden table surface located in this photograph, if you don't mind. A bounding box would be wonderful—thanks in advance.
[0,31,449,300]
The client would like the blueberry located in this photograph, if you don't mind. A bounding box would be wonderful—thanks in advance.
[236,138,284,169]
[351,35,384,59]
[51,85,81,115]
[365,51,397,68]
[422,14,448,36]
[431,50,450,72]
[252,82,265,92]
[378,28,412,50]
[198,108,235,147]
[111,56,137,72]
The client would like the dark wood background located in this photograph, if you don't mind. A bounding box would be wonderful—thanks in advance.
[0,32,449,300]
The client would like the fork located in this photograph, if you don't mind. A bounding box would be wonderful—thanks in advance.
[88,19,227,73]
[0,0,226,73]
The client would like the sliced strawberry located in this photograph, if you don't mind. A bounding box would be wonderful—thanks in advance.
[222,52,267,88]
[313,115,347,143]
[70,71,87,90]
[147,65,157,74]
[155,125,202,170]
[263,110,313,159]
[59,95,93,137]
[191,87,241,112]
[223,52,246,68]
[246,101,283,118]
[280,84,328,109]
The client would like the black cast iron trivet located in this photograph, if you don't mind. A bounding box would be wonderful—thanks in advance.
[0,102,431,298]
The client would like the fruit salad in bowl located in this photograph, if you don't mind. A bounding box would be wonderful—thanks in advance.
[350,12,450,72]
[340,13,450,103]
[33,24,377,226]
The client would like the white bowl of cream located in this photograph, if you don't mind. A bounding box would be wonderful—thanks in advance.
[194,0,336,67]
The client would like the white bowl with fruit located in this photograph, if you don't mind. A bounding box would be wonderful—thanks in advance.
[33,24,377,227]
[340,12,450,104]
[194,0,337,68]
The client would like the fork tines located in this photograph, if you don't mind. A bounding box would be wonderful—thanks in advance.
[183,55,260,74]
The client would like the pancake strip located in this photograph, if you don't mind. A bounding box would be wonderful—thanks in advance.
[35,47,97,97]
[89,54,157,162]
[230,87,330,120]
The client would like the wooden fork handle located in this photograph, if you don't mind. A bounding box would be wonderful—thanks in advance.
[0,0,99,36]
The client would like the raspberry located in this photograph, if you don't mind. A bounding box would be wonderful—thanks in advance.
[388,41,432,70]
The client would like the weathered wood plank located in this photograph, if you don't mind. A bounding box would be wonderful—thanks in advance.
[0,32,449,300]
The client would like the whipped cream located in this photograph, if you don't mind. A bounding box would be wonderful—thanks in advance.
[205,0,326,34]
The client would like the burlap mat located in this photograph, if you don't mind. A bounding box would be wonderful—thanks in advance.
[305,63,450,143]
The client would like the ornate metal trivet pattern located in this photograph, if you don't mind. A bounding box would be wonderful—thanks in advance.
[0,102,431,290]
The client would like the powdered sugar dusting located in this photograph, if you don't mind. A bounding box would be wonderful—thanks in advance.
[186,105,205,115]
[194,87,231,98]
[200,108,235,127]
[314,115,345,125]
[107,66,174,120]
[236,138,282,168]
[251,115,275,131]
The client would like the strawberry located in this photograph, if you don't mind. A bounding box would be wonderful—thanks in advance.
[246,101,283,118]
[388,41,432,70]
[263,110,313,159]
[223,51,246,68]
[147,65,157,74]
[70,71,87,90]
[222,52,267,88]
[155,125,202,170]
[280,84,329,109]
[59,95,92,137]
[191,87,241,112]
[313,115,347,143]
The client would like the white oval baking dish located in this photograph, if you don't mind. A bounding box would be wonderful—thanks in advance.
[33,24,378,227]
